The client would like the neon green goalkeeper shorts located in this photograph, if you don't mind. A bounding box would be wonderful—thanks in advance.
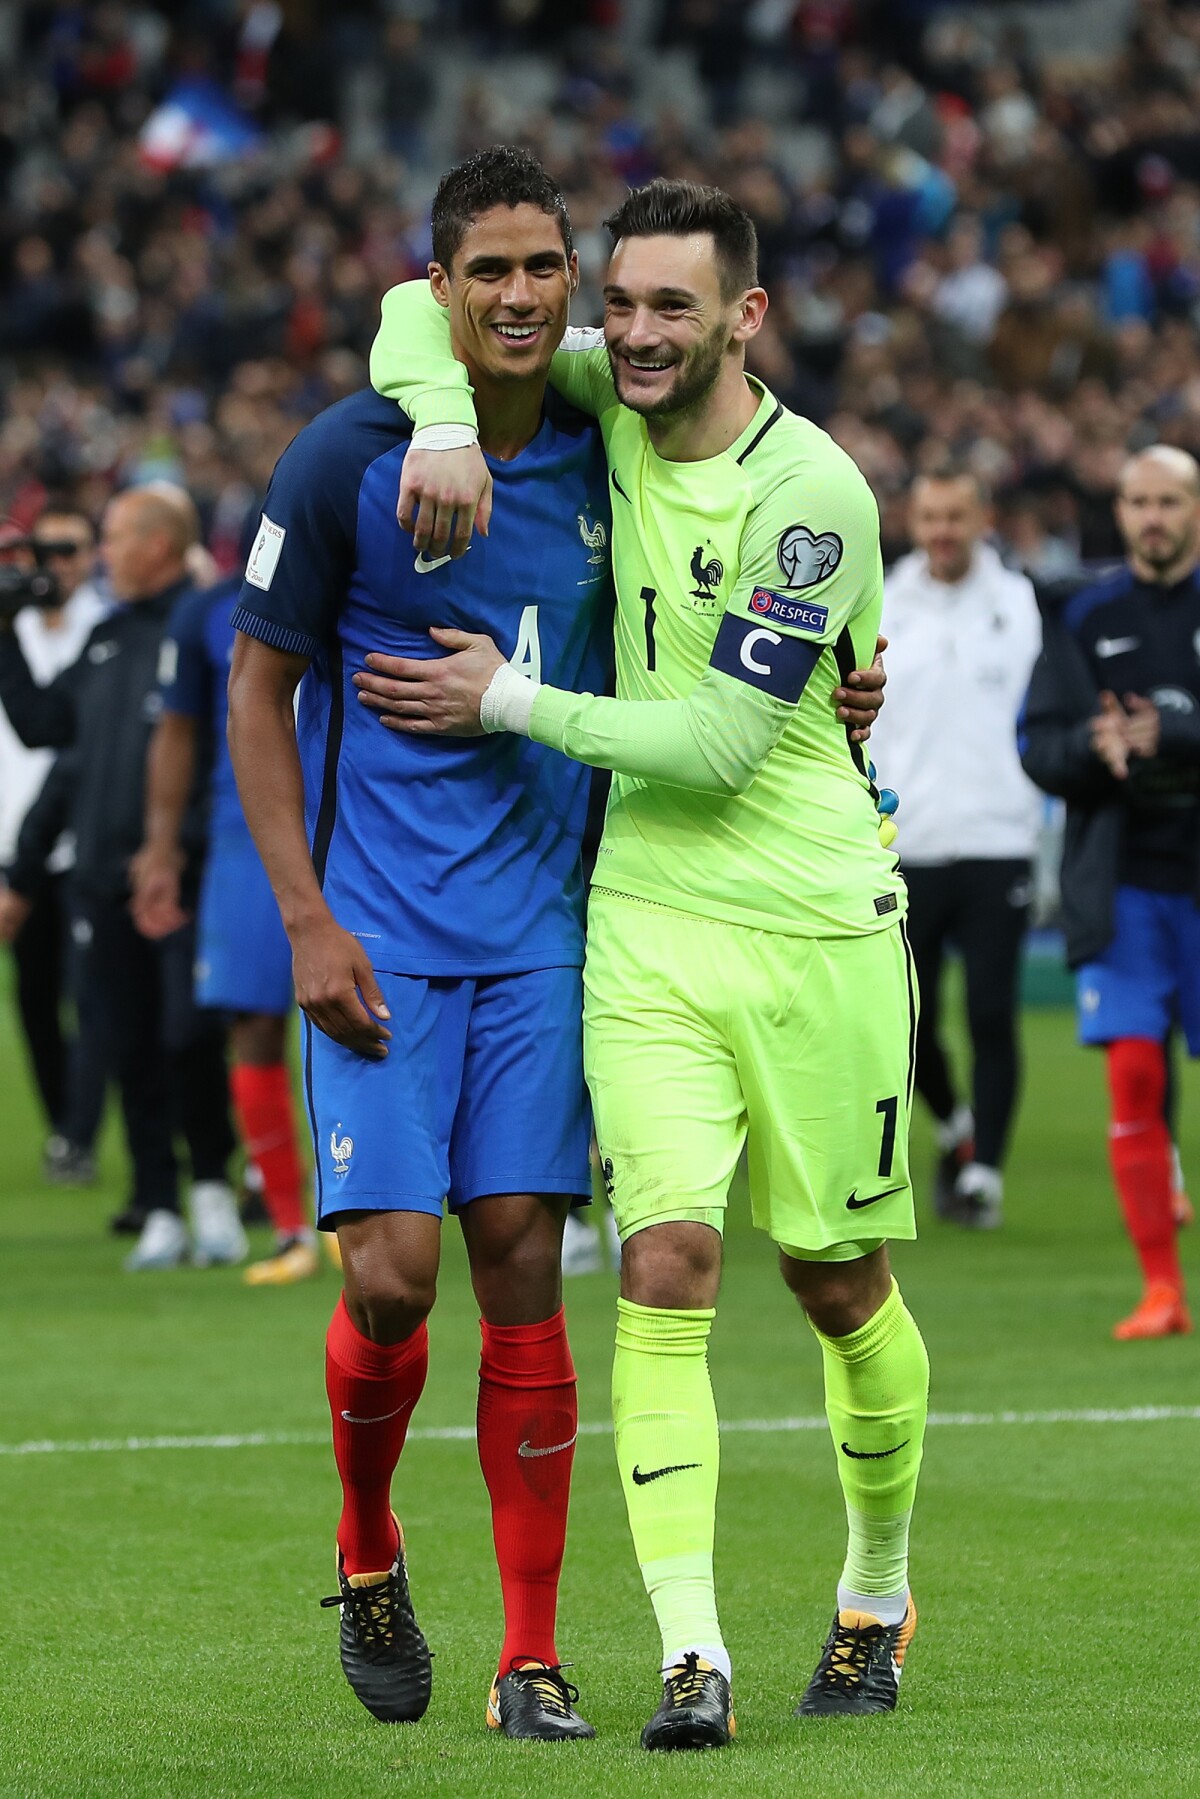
[583,891,918,1259]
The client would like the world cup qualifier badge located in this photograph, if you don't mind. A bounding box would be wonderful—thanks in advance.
[777,524,843,588]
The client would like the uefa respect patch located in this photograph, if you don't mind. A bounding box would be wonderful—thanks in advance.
[747,587,829,633]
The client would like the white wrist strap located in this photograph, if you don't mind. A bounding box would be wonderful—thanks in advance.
[480,662,540,736]
[411,424,479,451]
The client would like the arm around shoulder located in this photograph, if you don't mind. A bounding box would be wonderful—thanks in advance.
[547,328,618,420]
[370,281,477,430]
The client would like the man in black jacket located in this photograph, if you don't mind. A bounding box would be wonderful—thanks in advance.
[1020,445,1200,1340]
[0,484,241,1271]
[2,748,108,1173]
[0,506,106,1176]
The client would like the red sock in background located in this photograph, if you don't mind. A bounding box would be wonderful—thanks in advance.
[326,1295,428,1576]
[1107,1037,1182,1290]
[230,1062,307,1239]
[478,1308,577,1675]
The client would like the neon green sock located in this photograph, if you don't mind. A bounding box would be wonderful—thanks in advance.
[612,1298,723,1664]
[810,1279,929,1599]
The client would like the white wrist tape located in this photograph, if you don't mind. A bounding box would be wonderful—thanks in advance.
[480,662,540,736]
[410,424,479,451]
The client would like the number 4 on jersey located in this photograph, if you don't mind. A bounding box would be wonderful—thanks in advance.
[511,604,541,682]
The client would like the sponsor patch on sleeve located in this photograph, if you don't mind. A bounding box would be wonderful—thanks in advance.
[710,611,823,702]
[245,515,286,591]
[747,587,830,633]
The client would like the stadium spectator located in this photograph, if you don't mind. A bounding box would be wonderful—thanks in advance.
[871,468,1043,1229]
[1020,444,1200,1341]
[0,482,243,1271]
[0,505,106,1175]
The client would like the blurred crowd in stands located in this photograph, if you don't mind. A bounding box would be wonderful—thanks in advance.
[2,0,1200,580]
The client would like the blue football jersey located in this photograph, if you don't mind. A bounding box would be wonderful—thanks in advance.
[161,576,248,844]
[233,386,613,976]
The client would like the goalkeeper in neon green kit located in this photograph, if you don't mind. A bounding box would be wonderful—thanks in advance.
[362,176,929,1750]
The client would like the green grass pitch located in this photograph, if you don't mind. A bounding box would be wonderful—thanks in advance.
[2,981,1198,1799]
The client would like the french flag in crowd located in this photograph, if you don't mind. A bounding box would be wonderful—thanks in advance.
[139,79,264,172]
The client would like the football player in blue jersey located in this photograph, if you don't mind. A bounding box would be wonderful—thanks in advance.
[1021,445,1200,1341]
[227,149,609,1743]
[131,573,319,1285]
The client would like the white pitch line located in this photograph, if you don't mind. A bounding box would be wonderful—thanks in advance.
[0,1406,1197,1458]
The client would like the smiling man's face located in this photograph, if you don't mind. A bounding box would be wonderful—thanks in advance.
[432,202,576,388]
[602,232,738,420]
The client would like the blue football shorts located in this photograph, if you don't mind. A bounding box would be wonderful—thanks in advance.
[304,964,592,1226]
[1076,884,1200,1054]
[194,832,295,1017]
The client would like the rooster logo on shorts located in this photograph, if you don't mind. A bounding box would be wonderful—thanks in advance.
[330,1129,354,1176]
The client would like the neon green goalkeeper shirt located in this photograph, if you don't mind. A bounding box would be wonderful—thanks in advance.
[371,285,905,939]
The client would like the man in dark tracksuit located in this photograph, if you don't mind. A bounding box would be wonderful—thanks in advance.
[3,748,109,1169]
[1020,445,1200,1340]
[0,485,241,1271]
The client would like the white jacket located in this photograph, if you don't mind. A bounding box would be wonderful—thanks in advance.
[0,584,109,868]
[872,544,1043,864]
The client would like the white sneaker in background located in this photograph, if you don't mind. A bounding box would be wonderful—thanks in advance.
[561,1209,604,1276]
[953,1162,1004,1231]
[190,1181,249,1267]
[124,1207,189,1272]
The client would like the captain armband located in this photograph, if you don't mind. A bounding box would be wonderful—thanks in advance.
[709,608,825,703]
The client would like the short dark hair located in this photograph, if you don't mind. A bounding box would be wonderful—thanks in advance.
[913,463,991,506]
[430,145,573,271]
[603,179,759,300]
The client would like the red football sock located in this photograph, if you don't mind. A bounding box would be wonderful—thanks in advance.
[326,1295,428,1576]
[1107,1038,1182,1290]
[478,1307,578,1675]
[230,1061,307,1239]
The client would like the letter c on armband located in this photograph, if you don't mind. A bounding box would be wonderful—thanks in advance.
[738,627,781,675]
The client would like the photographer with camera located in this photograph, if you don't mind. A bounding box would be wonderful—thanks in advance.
[0,484,242,1271]
[0,509,106,1173]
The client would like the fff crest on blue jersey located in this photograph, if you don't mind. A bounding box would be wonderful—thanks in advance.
[577,508,607,570]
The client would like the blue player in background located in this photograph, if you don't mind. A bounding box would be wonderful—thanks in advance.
[1020,444,1200,1340]
[131,572,320,1285]
[226,150,610,1743]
